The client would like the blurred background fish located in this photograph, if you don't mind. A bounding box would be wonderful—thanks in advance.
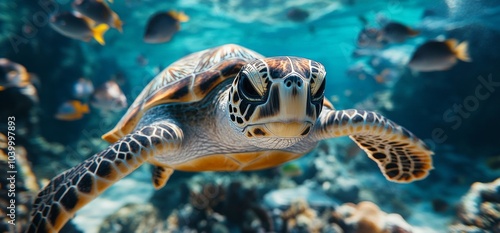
[72,0,123,32]
[49,11,109,45]
[378,21,420,43]
[408,39,470,72]
[286,7,310,22]
[91,80,127,112]
[0,59,39,103]
[143,11,189,43]
[0,58,31,90]
[73,77,94,100]
[356,27,385,49]
[55,100,90,121]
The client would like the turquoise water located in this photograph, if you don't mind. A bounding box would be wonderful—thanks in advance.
[1,0,500,232]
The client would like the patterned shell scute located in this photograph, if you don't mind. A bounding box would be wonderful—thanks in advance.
[144,44,263,102]
[102,44,264,143]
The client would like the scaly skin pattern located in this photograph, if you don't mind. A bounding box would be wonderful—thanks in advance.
[27,123,182,233]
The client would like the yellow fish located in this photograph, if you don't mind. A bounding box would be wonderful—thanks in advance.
[0,59,39,103]
[49,12,109,45]
[55,100,90,121]
[408,39,471,72]
[73,0,123,32]
[0,58,31,90]
[144,11,189,43]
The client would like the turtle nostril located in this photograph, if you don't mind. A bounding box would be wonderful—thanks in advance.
[284,76,303,88]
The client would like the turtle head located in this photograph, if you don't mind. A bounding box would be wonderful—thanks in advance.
[228,56,326,145]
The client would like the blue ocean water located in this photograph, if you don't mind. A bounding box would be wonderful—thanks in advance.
[1,0,500,232]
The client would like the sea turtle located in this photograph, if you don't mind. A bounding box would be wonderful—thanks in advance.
[28,44,433,233]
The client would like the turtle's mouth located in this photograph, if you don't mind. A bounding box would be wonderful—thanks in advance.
[245,121,313,138]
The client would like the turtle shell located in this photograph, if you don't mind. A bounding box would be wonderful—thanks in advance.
[103,44,264,143]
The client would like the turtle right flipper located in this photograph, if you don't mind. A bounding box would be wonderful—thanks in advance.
[311,109,433,183]
[27,123,183,233]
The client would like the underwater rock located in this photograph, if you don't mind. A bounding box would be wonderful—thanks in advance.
[98,203,162,233]
[190,183,226,212]
[449,178,500,232]
[263,184,339,210]
[328,201,413,233]
[324,177,361,204]
[149,179,191,219]
[312,148,362,203]
[223,181,274,232]
[152,177,273,233]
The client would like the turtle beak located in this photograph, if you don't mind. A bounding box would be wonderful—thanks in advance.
[263,121,312,137]
[264,75,313,137]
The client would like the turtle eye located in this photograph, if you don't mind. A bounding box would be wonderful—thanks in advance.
[239,74,261,101]
[312,79,325,101]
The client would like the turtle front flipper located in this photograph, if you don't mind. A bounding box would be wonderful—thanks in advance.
[312,109,433,183]
[27,123,183,233]
[152,165,174,189]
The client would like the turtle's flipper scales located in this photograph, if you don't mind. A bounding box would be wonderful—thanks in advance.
[350,134,433,182]
[314,109,433,183]
[27,123,183,233]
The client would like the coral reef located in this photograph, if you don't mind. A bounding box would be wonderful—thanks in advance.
[176,180,273,232]
[263,184,339,210]
[101,176,274,233]
[72,157,429,233]
[280,199,323,233]
[449,178,500,232]
[98,203,162,233]
[328,201,413,233]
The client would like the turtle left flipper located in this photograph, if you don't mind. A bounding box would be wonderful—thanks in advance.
[312,109,433,183]
[27,122,183,233]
